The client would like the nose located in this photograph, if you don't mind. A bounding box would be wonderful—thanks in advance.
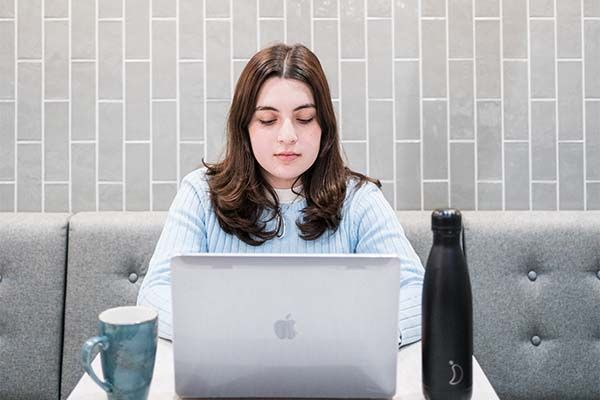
[277,118,298,144]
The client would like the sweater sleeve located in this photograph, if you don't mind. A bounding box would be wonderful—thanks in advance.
[351,183,425,347]
[137,171,208,340]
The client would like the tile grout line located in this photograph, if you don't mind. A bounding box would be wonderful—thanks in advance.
[95,0,99,212]
[500,0,505,211]
[121,0,125,211]
[419,0,424,210]
[203,0,207,165]
[554,0,559,209]
[581,0,587,210]
[472,0,478,210]
[391,0,397,209]
[176,0,180,199]
[42,0,45,212]
[527,0,532,210]
[13,0,17,211]
[149,0,153,211]
[446,0,450,208]
[336,0,342,142]
[364,0,369,177]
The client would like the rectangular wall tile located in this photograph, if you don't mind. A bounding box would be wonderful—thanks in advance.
[45,21,68,99]
[0,102,15,180]
[99,21,123,100]
[260,0,284,17]
[18,0,41,59]
[233,60,246,92]
[394,0,418,58]
[502,0,527,59]
[17,143,41,211]
[396,142,421,209]
[368,101,393,180]
[0,184,14,211]
[449,60,474,140]
[206,0,229,17]
[587,183,600,210]
[530,20,555,99]
[380,181,395,208]
[477,182,502,210]
[98,102,123,181]
[233,1,258,59]
[206,101,229,163]
[71,61,95,140]
[180,61,204,141]
[153,0,175,17]
[0,21,14,99]
[180,142,204,178]
[476,21,501,99]
[72,0,94,59]
[557,0,581,59]
[559,143,584,210]
[585,0,600,16]
[424,182,448,210]
[99,183,123,211]
[449,0,472,58]
[504,142,529,210]
[125,62,150,140]
[475,0,499,17]
[180,0,203,59]
[585,21,600,98]
[422,0,445,17]
[152,21,176,99]
[450,142,475,210]
[477,101,502,180]
[17,62,41,140]
[0,0,13,17]
[503,61,528,140]
[206,20,231,99]
[286,0,311,50]
[367,19,392,99]
[125,0,149,59]
[126,143,149,210]
[314,0,337,17]
[72,143,95,212]
[532,182,556,210]
[341,61,366,140]
[44,102,68,181]
[530,0,553,17]
[368,0,391,17]
[313,20,338,98]
[342,142,367,174]
[558,61,583,140]
[422,100,447,180]
[152,101,177,181]
[44,183,68,212]
[586,101,600,179]
[340,0,364,58]
[422,20,446,98]
[99,0,121,18]
[153,183,177,211]
[395,61,420,140]
[260,19,285,50]
[531,101,556,180]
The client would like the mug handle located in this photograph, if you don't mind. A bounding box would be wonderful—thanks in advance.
[80,336,113,393]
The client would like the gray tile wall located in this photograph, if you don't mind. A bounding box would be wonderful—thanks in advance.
[1,0,599,212]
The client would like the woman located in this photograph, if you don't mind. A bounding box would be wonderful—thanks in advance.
[137,43,424,347]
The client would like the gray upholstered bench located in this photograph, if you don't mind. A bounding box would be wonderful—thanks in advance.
[1,211,598,399]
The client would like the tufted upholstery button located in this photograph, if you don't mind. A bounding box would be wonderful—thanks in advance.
[128,272,138,283]
[597,270,600,280]
[531,336,541,346]
[0,273,2,283]
[527,270,537,281]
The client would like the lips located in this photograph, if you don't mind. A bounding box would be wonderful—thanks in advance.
[275,152,300,161]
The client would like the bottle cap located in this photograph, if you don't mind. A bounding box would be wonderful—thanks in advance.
[431,208,462,231]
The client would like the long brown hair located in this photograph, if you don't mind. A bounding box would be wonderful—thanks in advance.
[203,43,380,246]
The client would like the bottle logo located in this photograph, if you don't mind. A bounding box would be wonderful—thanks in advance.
[448,360,464,385]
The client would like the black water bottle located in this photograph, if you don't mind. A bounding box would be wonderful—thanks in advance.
[422,209,473,400]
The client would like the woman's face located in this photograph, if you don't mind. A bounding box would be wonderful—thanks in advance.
[248,77,322,189]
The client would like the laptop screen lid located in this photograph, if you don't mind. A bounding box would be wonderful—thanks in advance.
[171,253,402,399]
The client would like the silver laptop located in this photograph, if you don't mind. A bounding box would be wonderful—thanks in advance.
[171,253,402,399]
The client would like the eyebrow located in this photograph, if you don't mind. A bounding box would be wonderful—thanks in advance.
[255,103,316,112]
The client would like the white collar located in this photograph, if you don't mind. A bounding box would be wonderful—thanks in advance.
[273,186,303,204]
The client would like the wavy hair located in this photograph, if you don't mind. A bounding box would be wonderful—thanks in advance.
[203,43,380,246]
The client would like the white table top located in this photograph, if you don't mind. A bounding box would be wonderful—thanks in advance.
[68,339,499,400]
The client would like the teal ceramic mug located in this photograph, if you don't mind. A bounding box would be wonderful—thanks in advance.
[80,306,158,400]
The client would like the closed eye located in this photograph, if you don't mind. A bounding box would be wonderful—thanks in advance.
[297,118,314,124]
[259,119,276,125]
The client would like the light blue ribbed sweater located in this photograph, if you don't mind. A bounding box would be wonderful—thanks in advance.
[137,168,425,347]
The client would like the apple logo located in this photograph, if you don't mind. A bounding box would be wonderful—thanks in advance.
[274,314,297,339]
